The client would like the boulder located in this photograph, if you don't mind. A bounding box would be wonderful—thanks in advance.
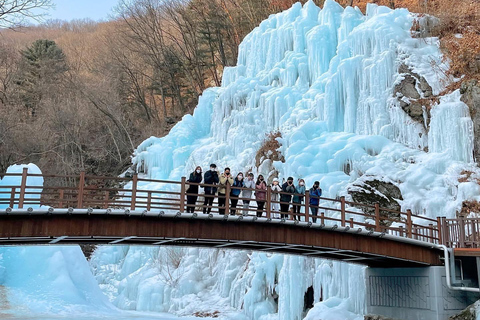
[460,80,480,164]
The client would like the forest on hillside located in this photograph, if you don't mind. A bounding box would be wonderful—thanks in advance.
[0,0,478,176]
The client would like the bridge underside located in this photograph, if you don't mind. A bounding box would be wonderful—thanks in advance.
[0,209,442,267]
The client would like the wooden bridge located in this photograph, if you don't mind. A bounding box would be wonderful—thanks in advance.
[0,168,478,267]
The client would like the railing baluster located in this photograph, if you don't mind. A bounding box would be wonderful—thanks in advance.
[266,186,271,219]
[436,217,443,245]
[375,203,381,232]
[9,187,16,208]
[77,171,85,208]
[459,215,466,248]
[180,177,186,213]
[147,191,152,211]
[59,189,64,208]
[130,174,138,211]
[103,191,109,209]
[18,167,28,209]
[225,180,231,215]
[320,212,325,225]
[349,218,354,228]
[340,196,346,227]
[428,223,435,243]
[304,191,310,223]
[406,209,412,238]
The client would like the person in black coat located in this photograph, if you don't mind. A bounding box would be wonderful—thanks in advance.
[202,164,219,214]
[186,166,203,213]
[280,176,295,219]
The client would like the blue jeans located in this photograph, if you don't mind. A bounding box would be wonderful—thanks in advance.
[310,207,318,223]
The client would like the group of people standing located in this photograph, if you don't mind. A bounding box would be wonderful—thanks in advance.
[186,164,323,222]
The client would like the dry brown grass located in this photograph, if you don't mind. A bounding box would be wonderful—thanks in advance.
[460,200,480,216]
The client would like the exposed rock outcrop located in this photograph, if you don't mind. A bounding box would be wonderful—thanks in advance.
[348,178,403,227]
[394,64,434,129]
[460,80,480,164]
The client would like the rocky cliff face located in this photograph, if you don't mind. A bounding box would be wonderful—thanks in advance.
[461,80,480,163]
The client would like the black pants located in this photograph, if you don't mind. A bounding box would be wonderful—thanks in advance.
[293,202,301,220]
[280,203,290,219]
[310,207,318,223]
[230,197,239,215]
[256,201,265,217]
[187,195,198,213]
[203,190,215,214]
[218,193,226,215]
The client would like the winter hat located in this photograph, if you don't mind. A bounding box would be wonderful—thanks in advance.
[273,178,279,182]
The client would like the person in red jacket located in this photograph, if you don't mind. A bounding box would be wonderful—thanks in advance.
[255,175,267,217]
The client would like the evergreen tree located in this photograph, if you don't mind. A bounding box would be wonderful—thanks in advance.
[16,39,68,115]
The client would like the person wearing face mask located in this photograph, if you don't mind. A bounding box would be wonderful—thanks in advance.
[309,181,322,223]
[271,178,282,218]
[186,166,203,213]
[230,172,245,215]
[242,173,255,215]
[255,175,267,217]
[292,178,306,221]
[218,167,234,215]
[202,164,219,214]
[280,177,295,219]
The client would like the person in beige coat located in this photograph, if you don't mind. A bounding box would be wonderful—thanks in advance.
[218,167,234,215]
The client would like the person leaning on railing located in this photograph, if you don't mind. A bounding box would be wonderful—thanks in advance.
[280,177,295,219]
[271,178,282,218]
[242,173,255,215]
[309,181,322,223]
[255,175,267,217]
[186,166,203,213]
[202,164,219,214]
[218,167,233,215]
[292,178,306,221]
[230,172,244,215]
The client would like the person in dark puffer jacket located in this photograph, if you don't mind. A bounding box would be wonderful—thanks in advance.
[186,166,202,213]
[230,172,244,215]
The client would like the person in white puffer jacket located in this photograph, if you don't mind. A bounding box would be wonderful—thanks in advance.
[242,173,255,215]
[270,178,282,218]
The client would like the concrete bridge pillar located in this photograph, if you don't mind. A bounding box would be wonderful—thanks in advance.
[366,267,479,320]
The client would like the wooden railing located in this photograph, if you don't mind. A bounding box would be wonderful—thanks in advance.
[0,169,471,247]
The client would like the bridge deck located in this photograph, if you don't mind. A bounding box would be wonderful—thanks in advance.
[0,209,441,267]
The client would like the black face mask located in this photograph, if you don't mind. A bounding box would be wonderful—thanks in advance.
[314,185,318,189]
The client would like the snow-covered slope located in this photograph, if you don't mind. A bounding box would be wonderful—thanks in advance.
[92,1,479,320]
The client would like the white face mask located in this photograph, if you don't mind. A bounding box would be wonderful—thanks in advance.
[196,169,201,174]
[210,168,215,171]
[238,175,243,179]
[300,182,304,186]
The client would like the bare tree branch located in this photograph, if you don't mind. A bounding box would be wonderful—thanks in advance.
[0,0,54,29]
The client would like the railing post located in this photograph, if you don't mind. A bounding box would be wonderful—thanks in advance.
[225,180,231,215]
[103,191,109,209]
[406,209,413,238]
[130,173,138,211]
[147,191,152,211]
[340,196,346,227]
[180,177,186,213]
[320,212,325,225]
[9,187,16,208]
[459,215,466,248]
[437,217,443,245]
[349,218,354,228]
[429,223,434,243]
[59,189,65,208]
[266,186,271,219]
[77,171,85,208]
[304,190,310,223]
[375,203,381,232]
[18,167,28,209]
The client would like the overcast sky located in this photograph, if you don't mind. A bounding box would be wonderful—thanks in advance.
[45,0,119,22]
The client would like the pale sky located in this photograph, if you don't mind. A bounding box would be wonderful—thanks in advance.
[46,0,119,22]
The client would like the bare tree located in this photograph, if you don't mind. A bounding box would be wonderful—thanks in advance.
[0,0,54,29]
